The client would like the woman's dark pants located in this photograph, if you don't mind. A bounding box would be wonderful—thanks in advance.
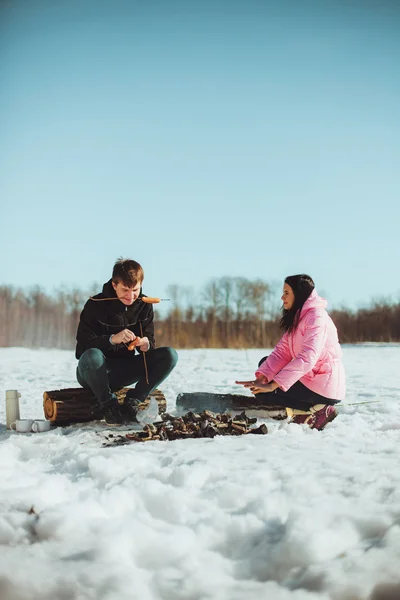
[76,347,178,407]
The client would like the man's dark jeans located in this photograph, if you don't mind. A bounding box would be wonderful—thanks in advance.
[76,347,178,407]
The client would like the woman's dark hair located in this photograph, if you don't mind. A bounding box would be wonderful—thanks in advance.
[279,274,315,333]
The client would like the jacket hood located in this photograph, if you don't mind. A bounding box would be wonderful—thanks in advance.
[300,289,327,315]
[102,279,117,298]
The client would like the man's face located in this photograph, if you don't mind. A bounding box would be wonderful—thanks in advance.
[112,281,142,305]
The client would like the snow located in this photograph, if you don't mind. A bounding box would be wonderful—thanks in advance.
[1,345,400,600]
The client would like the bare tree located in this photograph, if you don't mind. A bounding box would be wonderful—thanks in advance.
[1,281,400,349]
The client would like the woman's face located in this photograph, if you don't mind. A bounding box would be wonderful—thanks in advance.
[281,283,295,310]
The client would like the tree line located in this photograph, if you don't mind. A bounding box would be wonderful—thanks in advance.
[1,278,399,349]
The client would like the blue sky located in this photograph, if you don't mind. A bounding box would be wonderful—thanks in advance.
[1,0,399,310]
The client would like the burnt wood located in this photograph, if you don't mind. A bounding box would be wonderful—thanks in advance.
[102,409,269,446]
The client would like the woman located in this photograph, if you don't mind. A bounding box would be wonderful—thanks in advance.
[236,274,345,430]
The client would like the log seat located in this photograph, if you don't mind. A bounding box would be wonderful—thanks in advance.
[43,387,166,425]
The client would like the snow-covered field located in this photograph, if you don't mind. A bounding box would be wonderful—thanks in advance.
[1,345,400,600]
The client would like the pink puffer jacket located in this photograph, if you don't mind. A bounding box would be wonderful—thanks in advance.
[256,290,346,400]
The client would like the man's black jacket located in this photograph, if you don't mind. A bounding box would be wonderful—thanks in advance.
[75,279,155,359]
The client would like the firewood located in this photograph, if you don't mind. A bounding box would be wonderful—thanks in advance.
[102,409,268,446]
[249,424,269,435]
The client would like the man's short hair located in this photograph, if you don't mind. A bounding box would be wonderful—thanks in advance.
[112,258,144,287]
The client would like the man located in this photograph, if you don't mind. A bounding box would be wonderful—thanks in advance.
[76,258,178,424]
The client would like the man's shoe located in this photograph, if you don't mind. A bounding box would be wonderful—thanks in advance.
[122,392,159,425]
[112,389,160,424]
[103,395,127,426]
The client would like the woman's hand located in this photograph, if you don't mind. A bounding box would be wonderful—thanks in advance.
[236,373,267,387]
[250,381,279,394]
[236,376,279,395]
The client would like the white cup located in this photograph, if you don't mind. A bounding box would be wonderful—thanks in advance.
[10,418,51,433]
[6,390,21,429]
[31,419,51,433]
[10,419,34,433]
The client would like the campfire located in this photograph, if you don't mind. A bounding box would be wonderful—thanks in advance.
[102,410,268,446]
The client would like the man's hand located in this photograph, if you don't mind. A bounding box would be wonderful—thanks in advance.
[111,329,136,345]
[136,336,150,352]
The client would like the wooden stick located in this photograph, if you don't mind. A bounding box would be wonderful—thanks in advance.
[337,400,381,407]
[140,321,149,384]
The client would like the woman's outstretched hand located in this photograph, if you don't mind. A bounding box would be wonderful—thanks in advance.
[235,376,279,395]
